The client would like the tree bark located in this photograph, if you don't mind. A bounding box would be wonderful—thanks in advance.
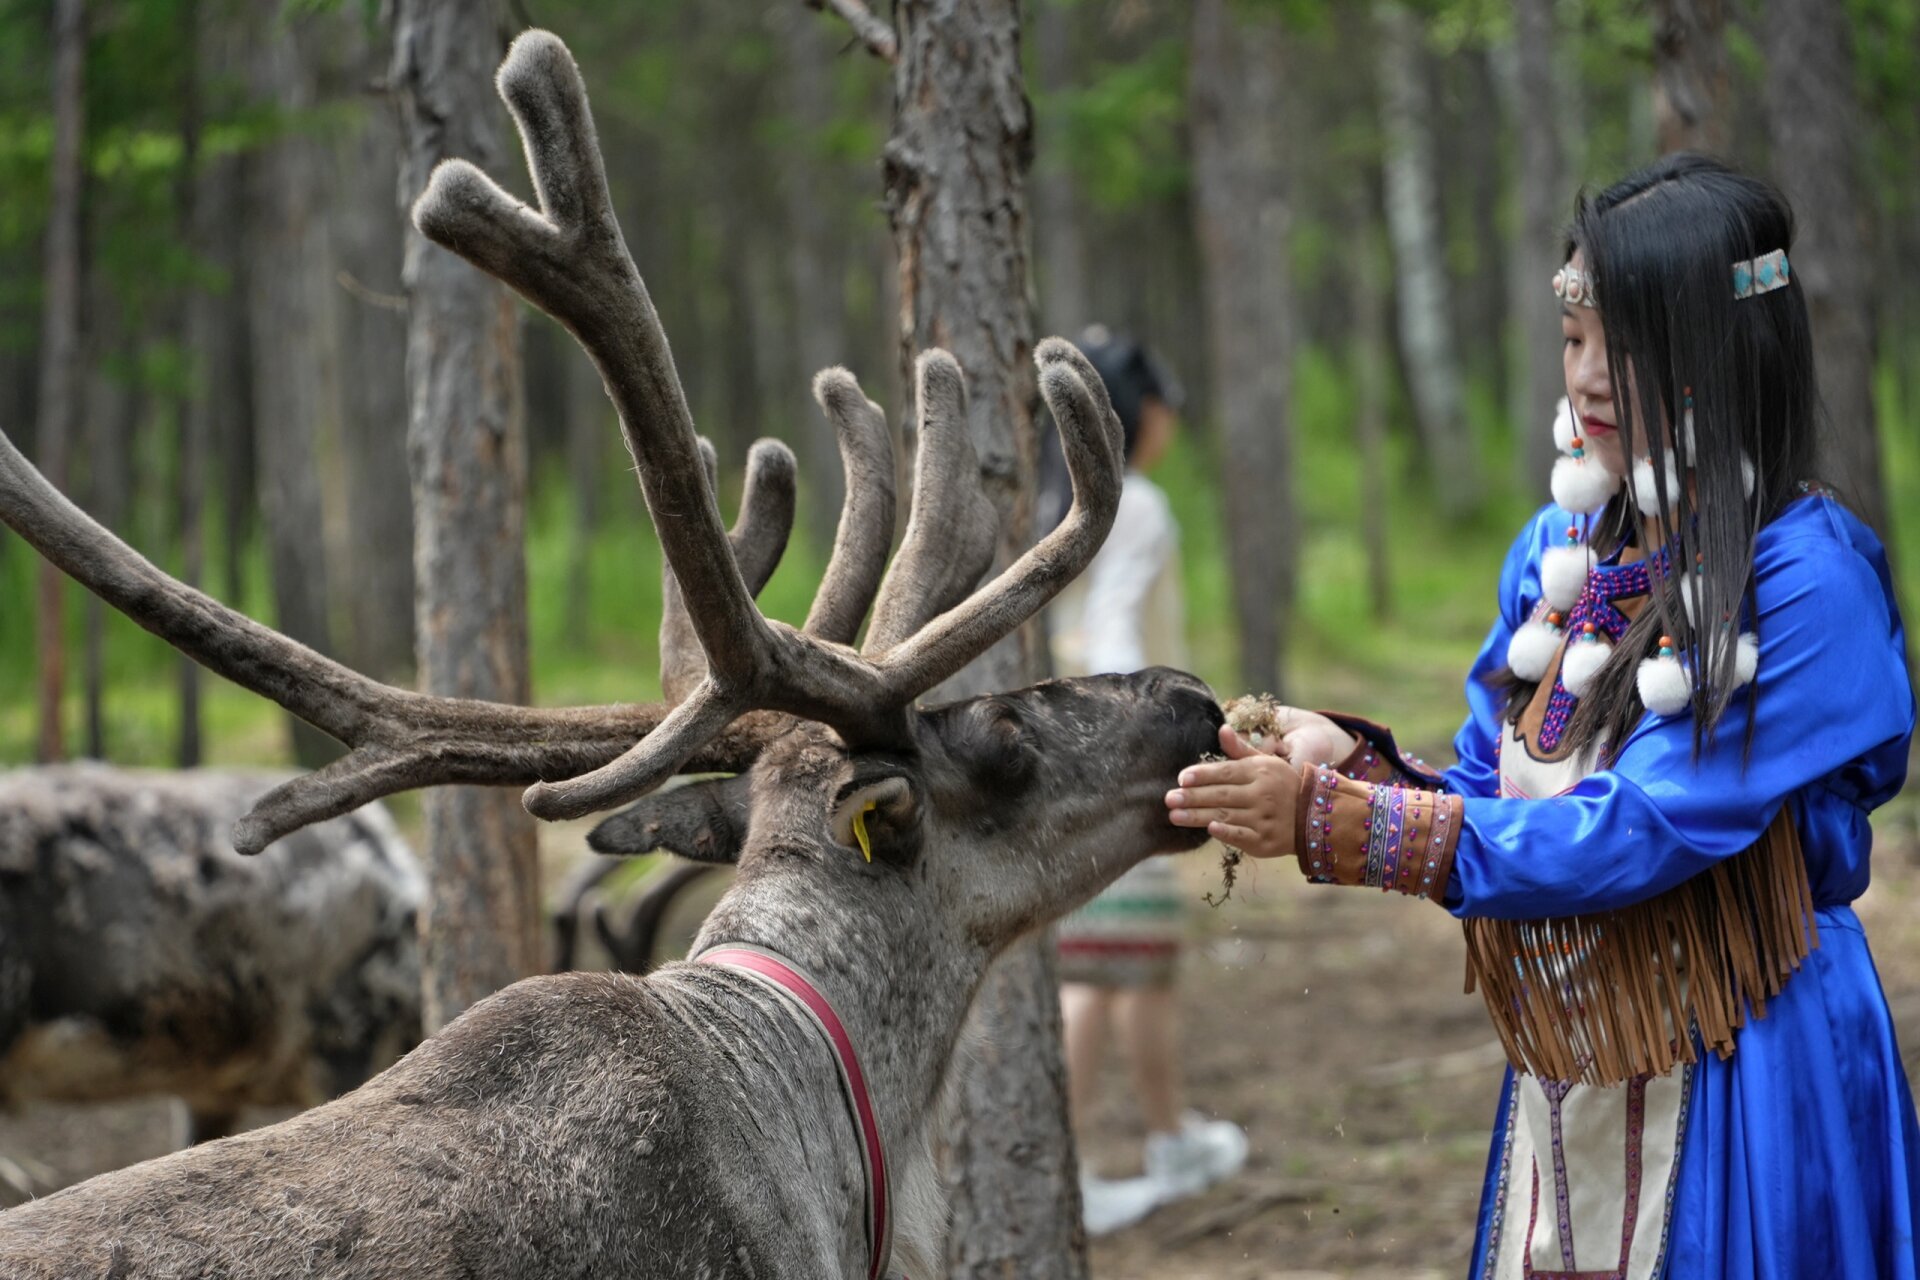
[34,0,86,763]
[1355,210,1393,623]
[881,3,1085,1274]
[1033,0,1089,336]
[333,66,417,683]
[1763,0,1891,541]
[561,338,606,645]
[1190,0,1296,699]
[176,0,207,767]
[1652,0,1728,156]
[1508,0,1565,495]
[392,0,540,1033]
[1375,1,1478,518]
[785,8,854,548]
[81,327,138,760]
[245,2,341,768]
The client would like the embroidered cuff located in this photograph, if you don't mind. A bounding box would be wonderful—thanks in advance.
[1317,712,1446,789]
[1295,763,1461,903]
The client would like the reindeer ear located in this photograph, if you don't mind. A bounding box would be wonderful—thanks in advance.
[587,775,751,864]
[829,775,923,865]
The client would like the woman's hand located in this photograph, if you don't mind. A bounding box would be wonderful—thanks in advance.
[1250,706,1358,767]
[1165,726,1301,858]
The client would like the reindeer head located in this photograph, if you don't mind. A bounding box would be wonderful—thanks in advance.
[0,31,1221,967]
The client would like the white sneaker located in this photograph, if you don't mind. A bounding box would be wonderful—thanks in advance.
[1080,1171,1162,1237]
[1143,1110,1249,1201]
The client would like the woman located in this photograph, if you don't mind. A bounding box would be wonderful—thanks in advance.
[1168,155,1920,1276]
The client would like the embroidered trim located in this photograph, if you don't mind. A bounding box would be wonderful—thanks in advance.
[1483,1091,1521,1275]
[1542,1078,1578,1269]
[1296,765,1461,902]
[1649,1064,1695,1276]
[1319,712,1444,787]
[1535,548,1669,754]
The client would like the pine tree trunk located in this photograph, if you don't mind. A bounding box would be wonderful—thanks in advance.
[1509,0,1564,494]
[1763,0,1891,541]
[1375,1,1477,518]
[882,3,1085,1274]
[333,61,417,683]
[1652,0,1728,155]
[1033,0,1089,336]
[81,326,137,761]
[391,0,540,1033]
[246,2,341,768]
[175,0,206,768]
[561,341,605,644]
[1191,0,1296,699]
[784,9,852,548]
[1355,212,1393,623]
[34,0,86,764]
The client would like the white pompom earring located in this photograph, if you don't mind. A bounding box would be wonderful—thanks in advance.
[1550,399,1622,514]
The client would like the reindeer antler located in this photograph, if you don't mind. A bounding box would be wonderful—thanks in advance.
[417,31,1126,822]
[0,426,780,852]
[0,30,1123,852]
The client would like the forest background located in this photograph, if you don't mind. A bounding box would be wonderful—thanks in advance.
[0,0,1915,769]
[1,2,1917,1273]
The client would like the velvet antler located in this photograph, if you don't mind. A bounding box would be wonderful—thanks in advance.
[0,29,1124,851]
[416,31,1126,821]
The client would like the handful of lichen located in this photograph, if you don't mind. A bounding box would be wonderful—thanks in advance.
[1200,693,1285,905]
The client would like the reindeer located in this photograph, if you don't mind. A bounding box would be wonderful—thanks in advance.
[0,764,421,1152]
[0,31,1221,1279]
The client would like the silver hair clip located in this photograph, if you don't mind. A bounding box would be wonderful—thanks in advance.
[1553,248,1791,309]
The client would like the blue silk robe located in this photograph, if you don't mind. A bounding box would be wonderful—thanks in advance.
[1430,495,1918,1277]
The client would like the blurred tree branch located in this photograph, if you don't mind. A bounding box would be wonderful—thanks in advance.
[807,0,898,63]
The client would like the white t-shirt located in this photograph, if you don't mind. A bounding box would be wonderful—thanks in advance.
[1050,471,1187,676]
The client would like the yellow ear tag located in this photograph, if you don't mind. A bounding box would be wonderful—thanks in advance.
[852,799,877,863]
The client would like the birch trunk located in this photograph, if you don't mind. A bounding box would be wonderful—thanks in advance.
[1376,1,1477,517]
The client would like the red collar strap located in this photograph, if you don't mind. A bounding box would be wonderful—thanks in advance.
[695,944,893,1280]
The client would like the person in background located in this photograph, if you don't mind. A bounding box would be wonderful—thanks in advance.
[1046,327,1249,1237]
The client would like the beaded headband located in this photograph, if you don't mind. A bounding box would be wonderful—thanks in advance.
[1553,247,1791,309]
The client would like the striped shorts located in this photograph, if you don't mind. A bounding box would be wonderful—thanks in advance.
[1056,856,1183,988]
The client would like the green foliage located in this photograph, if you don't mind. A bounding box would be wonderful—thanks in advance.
[3,0,1919,776]
[1037,37,1189,210]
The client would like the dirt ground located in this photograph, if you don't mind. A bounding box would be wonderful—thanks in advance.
[6,799,1920,1279]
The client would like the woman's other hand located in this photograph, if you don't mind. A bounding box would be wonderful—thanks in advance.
[1256,706,1358,767]
[1165,726,1301,858]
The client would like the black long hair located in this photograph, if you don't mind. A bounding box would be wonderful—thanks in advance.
[1035,327,1184,535]
[1511,154,1822,760]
